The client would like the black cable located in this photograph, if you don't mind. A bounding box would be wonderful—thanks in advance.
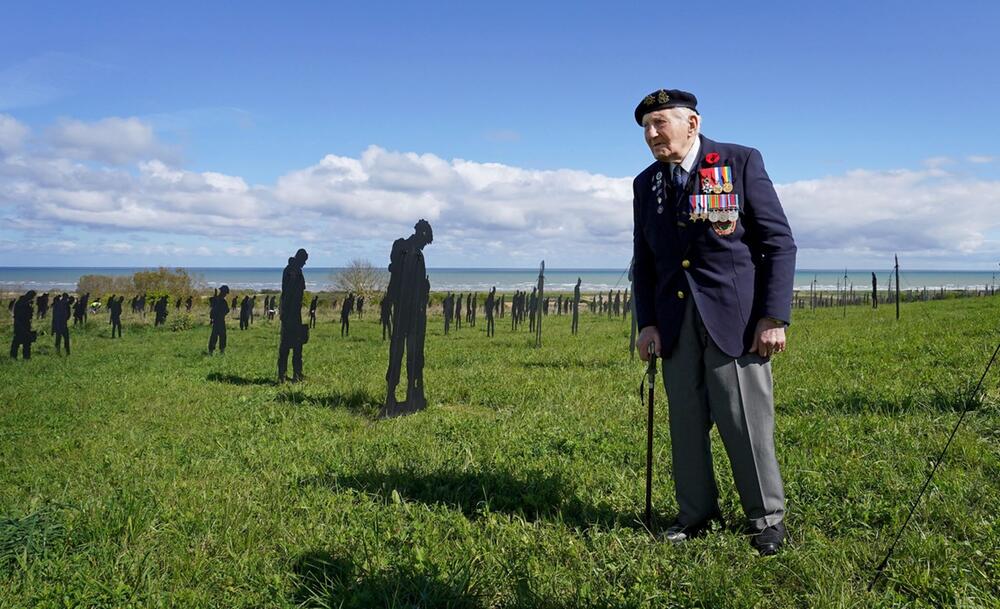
[868,341,1000,591]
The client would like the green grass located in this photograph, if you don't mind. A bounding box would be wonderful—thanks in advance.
[1,298,999,608]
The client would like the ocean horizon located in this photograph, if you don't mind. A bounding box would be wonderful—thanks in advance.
[1,266,998,294]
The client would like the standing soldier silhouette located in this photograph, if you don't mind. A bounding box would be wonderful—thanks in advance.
[484,287,496,337]
[381,220,433,418]
[209,285,230,355]
[278,251,308,382]
[109,295,124,338]
[10,290,36,359]
[51,293,72,355]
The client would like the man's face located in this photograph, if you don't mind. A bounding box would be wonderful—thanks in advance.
[642,109,696,163]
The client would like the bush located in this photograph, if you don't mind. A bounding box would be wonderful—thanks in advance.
[169,313,194,332]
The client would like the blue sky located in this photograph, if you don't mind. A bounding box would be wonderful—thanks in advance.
[1,0,998,269]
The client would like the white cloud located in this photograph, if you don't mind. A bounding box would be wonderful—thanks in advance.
[46,116,173,165]
[967,155,994,164]
[0,114,29,152]
[777,167,1000,257]
[2,113,999,268]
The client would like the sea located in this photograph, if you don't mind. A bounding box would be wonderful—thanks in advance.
[1,267,998,294]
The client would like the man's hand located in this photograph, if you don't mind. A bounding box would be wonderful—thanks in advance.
[637,326,661,361]
[750,318,787,358]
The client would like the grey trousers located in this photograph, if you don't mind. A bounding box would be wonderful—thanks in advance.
[661,298,785,531]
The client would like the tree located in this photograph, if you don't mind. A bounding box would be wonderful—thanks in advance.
[132,267,203,295]
[331,259,387,301]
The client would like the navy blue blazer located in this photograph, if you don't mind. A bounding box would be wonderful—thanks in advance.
[632,135,796,358]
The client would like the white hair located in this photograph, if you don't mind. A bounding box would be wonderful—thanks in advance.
[670,107,701,134]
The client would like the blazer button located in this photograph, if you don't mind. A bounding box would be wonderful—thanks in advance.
[681,259,691,269]
[676,290,685,299]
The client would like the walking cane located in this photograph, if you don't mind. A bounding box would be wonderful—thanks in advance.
[644,342,658,532]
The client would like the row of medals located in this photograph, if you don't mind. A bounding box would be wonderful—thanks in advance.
[697,177,737,222]
[651,170,738,221]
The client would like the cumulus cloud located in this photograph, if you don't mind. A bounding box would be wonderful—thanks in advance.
[46,116,173,164]
[1,112,999,267]
[777,167,1000,257]
[0,114,29,152]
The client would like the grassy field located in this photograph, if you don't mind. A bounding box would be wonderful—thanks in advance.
[1,297,998,608]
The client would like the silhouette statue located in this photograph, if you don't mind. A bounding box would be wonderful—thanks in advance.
[571,277,581,335]
[10,290,36,359]
[51,293,72,355]
[239,295,251,330]
[872,272,878,309]
[36,292,49,320]
[340,293,353,337]
[209,285,230,355]
[533,261,545,348]
[74,293,89,326]
[109,295,124,338]
[309,294,319,329]
[278,250,308,382]
[442,292,453,335]
[485,286,496,337]
[381,291,392,340]
[381,219,433,418]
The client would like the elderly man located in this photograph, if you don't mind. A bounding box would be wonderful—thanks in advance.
[632,89,796,555]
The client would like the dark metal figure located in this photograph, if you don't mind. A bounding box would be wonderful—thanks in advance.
[485,286,496,337]
[278,251,308,382]
[381,291,392,340]
[209,285,230,355]
[239,295,251,330]
[109,295,123,338]
[572,278,581,335]
[442,292,453,335]
[154,295,168,326]
[36,292,49,320]
[51,293,72,355]
[340,293,353,337]
[534,261,544,348]
[381,219,433,418]
[10,290,36,359]
[74,293,89,326]
[309,294,319,329]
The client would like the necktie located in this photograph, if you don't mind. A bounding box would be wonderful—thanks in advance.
[672,164,687,194]
[673,164,688,226]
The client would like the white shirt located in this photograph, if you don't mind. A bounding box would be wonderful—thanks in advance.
[672,135,701,176]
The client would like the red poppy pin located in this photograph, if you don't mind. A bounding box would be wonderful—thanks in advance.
[705,152,720,165]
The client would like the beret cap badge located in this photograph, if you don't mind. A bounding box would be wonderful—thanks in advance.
[634,88,699,125]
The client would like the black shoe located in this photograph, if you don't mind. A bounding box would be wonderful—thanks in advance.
[662,513,722,544]
[749,521,786,556]
[291,374,304,383]
[278,375,287,383]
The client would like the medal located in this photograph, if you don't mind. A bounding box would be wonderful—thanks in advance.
[712,184,723,194]
[722,182,733,193]
[709,210,719,222]
[657,205,664,214]
[702,178,712,193]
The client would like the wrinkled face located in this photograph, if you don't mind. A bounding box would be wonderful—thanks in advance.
[642,108,697,163]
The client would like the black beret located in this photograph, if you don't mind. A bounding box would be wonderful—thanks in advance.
[634,89,698,125]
